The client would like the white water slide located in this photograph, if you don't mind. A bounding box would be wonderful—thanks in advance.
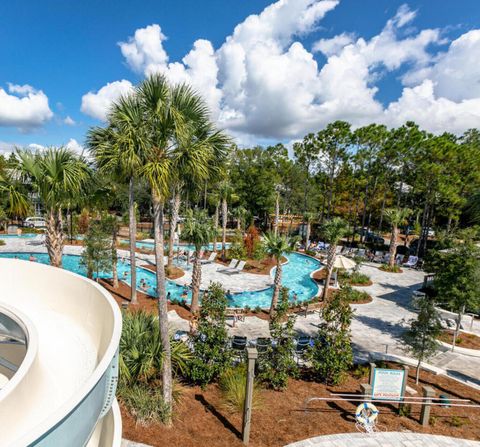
[0,258,122,446]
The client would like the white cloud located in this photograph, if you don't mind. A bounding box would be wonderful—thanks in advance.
[82,0,480,140]
[80,80,134,121]
[27,143,45,151]
[63,116,75,126]
[65,138,84,154]
[0,83,53,130]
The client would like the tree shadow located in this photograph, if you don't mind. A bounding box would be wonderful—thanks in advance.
[354,315,406,339]
[195,394,242,439]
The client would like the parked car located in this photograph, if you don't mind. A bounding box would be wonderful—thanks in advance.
[365,232,385,245]
[23,216,46,228]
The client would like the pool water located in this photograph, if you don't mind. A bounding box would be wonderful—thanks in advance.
[0,251,321,308]
[121,239,229,252]
[0,234,37,239]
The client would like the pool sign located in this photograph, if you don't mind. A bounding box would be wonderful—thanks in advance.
[372,368,405,401]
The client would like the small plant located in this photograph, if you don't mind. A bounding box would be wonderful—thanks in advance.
[429,416,437,426]
[244,305,251,313]
[118,383,171,425]
[352,364,369,379]
[398,404,411,417]
[228,230,247,260]
[342,271,371,285]
[335,285,371,303]
[0,240,5,246]
[254,306,262,313]
[449,415,468,427]
[380,263,402,273]
[219,364,262,413]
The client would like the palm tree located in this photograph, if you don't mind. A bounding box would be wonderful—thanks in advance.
[321,217,349,300]
[263,232,294,317]
[87,95,147,304]
[14,147,91,267]
[303,211,316,249]
[385,208,411,268]
[218,180,238,260]
[166,121,230,269]
[139,74,229,424]
[273,184,283,236]
[182,210,215,314]
[232,206,248,230]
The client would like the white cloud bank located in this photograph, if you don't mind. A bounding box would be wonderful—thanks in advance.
[0,83,53,130]
[81,0,480,141]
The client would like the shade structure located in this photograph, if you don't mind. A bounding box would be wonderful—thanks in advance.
[333,254,356,270]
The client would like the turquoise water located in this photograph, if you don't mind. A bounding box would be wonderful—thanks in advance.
[121,239,228,252]
[0,234,37,239]
[0,251,320,308]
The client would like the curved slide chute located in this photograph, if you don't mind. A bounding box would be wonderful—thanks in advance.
[0,259,122,446]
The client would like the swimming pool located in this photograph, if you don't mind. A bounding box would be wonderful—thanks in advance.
[120,239,229,252]
[0,234,37,239]
[0,251,321,308]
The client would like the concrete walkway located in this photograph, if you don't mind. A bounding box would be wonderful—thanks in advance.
[286,432,480,447]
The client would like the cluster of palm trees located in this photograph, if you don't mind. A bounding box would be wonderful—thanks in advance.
[86,74,231,423]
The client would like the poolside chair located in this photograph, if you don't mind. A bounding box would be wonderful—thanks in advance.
[335,245,343,254]
[403,255,418,268]
[231,335,247,360]
[223,260,246,275]
[200,251,217,264]
[28,233,45,246]
[217,258,238,272]
[255,337,271,354]
[382,253,391,263]
[357,248,366,259]
[395,254,404,265]
[373,251,384,263]
[294,336,311,364]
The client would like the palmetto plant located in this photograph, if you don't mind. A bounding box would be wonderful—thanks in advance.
[321,217,348,300]
[263,232,295,317]
[119,310,192,386]
[13,147,91,267]
[385,207,411,268]
[181,209,215,314]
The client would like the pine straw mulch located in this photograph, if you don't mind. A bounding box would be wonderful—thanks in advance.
[438,330,480,350]
[121,362,480,447]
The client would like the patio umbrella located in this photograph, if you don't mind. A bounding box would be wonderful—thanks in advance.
[333,255,356,270]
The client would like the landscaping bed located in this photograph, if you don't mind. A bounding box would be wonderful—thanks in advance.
[438,330,480,350]
[121,363,480,447]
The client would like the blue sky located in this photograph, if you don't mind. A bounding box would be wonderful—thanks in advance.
[1,0,479,151]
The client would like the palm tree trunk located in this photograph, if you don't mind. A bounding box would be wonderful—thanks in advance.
[45,208,64,268]
[322,244,336,300]
[221,198,227,260]
[167,191,181,269]
[190,249,202,314]
[128,177,137,304]
[152,191,173,423]
[112,224,118,289]
[388,225,398,268]
[305,222,311,249]
[269,260,282,317]
[274,192,279,236]
[213,203,219,253]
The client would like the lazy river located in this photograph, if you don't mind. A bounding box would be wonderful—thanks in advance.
[0,251,321,308]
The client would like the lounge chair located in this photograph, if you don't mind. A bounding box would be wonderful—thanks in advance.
[201,252,217,264]
[335,245,343,254]
[382,253,391,263]
[403,255,418,268]
[255,337,271,354]
[217,259,238,272]
[294,336,312,364]
[223,260,246,275]
[373,251,384,262]
[231,335,247,359]
[357,248,366,259]
[395,254,404,265]
[28,233,45,246]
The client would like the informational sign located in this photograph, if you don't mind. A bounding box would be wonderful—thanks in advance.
[371,368,405,401]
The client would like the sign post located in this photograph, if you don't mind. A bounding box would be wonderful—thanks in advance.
[242,347,258,445]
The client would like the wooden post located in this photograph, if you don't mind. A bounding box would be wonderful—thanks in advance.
[360,383,372,402]
[399,365,409,412]
[242,347,258,445]
[420,386,435,426]
[369,363,376,385]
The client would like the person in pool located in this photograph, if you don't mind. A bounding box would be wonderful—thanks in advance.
[140,279,149,292]
[122,271,128,279]
[293,292,298,306]
[29,254,37,262]
[226,289,233,301]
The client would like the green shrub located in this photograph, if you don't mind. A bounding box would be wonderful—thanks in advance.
[308,291,353,385]
[228,230,247,260]
[186,283,232,388]
[119,310,192,386]
[343,271,371,285]
[254,306,262,313]
[0,240,5,246]
[398,404,411,417]
[219,364,262,413]
[380,263,402,273]
[336,285,371,303]
[352,364,369,379]
[305,249,316,257]
[118,383,171,425]
[258,288,298,390]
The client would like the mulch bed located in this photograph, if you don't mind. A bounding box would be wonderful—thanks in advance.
[438,330,480,350]
[121,363,480,447]
[216,256,286,275]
